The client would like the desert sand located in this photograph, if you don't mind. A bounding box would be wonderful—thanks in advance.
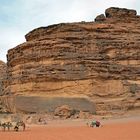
[0,116,140,140]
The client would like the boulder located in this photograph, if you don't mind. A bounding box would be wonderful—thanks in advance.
[54,105,76,119]
[95,14,106,22]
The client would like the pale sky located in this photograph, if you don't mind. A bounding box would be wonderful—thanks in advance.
[0,0,139,62]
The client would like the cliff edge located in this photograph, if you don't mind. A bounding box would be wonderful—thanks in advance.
[4,7,140,115]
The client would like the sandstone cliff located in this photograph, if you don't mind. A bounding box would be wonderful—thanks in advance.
[0,60,8,112]
[0,60,6,95]
[4,7,140,115]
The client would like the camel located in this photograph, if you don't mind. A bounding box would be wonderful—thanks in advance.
[14,121,26,131]
[0,121,13,131]
[0,121,26,132]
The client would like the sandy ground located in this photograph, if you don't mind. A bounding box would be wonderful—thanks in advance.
[0,116,140,140]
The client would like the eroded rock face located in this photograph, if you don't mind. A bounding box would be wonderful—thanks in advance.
[0,61,8,113]
[54,105,75,119]
[0,60,6,96]
[105,7,137,18]
[5,7,140,115]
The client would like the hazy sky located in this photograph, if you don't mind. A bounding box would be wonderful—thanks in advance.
[0,0,139,62]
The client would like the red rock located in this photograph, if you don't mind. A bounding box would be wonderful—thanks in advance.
[0,60,6,95]
[4,7,140,115]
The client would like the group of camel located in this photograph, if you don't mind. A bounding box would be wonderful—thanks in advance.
[0,121,25,131]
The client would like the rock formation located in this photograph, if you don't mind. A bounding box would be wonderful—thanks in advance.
[4,7,140,115]
[0,60,8,112]
[0,60,6,95]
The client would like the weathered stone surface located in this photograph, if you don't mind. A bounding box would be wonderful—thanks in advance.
[0,60,6,96]
[95,14,106,22]
[4,7,140,115]
[0,61,8,113]
[11,96,95,113]
[0,98,8,113]
[105,7,137,18]
[54,105,74,119]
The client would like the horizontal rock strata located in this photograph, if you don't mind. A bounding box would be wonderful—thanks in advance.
[4,7,140,115]
[0,60,6,96]
[0,61,8,112]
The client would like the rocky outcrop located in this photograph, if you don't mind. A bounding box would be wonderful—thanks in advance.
[0,61,8,113]
[54,105,76,119]
[5,7,140,115]
[54,105,93,119]
[0,60,6,96]
[105,7,137,18]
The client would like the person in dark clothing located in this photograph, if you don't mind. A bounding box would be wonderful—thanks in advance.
[90,120,101,127]
[95,121,101,127]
